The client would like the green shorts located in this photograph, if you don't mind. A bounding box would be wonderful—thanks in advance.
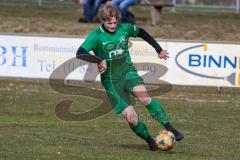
[101,71,144,114]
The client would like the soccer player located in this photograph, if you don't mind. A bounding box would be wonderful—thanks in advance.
[76,4,184,151]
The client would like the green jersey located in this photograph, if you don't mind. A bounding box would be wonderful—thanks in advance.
[81,23,140,80]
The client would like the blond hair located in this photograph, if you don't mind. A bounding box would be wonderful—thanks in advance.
[100,3,120,22]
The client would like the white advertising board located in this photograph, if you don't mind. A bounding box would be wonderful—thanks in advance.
[0,34,239,87]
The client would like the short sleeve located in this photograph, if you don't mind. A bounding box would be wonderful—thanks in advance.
[124,23,140,38]
[81,31,98,52]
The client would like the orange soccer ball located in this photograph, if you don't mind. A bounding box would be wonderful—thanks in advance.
[155,130,176,151]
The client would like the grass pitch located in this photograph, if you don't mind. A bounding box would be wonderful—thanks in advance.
[0,78,240,160]
[1,4,240,160]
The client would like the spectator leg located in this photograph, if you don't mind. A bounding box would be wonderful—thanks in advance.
[83,0,92,21]
[112,0,122,8]
[91,0,102,21]
[119,0,140,22]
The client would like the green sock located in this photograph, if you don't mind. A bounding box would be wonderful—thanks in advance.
[146,98,169,125]
[130,121,150,140]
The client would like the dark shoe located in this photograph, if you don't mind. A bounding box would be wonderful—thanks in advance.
[127,11,135,19]
[146,136,159,152]
[173,129,184,141]
[167,128,184,141]
[78,17,90,23]
[164,123,184,141]
[127,11,136,24]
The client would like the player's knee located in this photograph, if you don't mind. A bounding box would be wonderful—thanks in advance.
[127,112,138,126]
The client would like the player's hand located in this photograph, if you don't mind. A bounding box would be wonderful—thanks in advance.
[158,50,169,60]
[98,59,107,74]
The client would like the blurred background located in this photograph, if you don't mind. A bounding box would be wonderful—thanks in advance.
[0,0,239,13]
